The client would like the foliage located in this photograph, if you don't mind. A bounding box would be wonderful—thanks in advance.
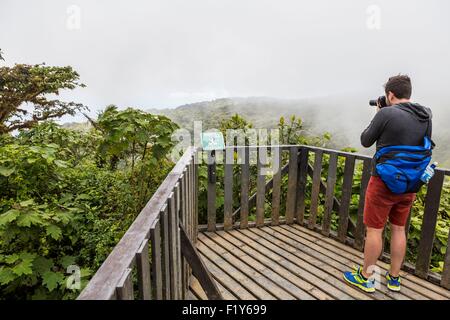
[0,112,178,299]
[197,113,450,275]
[0,60,87,134]
[278,115,331,146]
[94,105,178,170]
[0,53,448,300]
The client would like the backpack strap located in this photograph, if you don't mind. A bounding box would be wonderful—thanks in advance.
[374,144,428,161]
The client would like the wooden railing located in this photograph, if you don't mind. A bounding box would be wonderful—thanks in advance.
[78,147,222,300]
[78,144,450,300]
[200,145,450,289]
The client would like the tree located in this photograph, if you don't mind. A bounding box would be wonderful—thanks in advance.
[93,105,179,170]
[0,60,87,134]
[0,49,4,61]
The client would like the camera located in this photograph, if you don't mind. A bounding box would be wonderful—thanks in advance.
[369,96,388,108]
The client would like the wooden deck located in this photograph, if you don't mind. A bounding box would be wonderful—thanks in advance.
[79,146,450,300]
[189,224,450,300]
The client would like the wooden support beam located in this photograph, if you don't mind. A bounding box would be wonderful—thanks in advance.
[179,223,223,300]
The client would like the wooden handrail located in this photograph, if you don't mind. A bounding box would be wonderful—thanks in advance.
[179,223,223,300]
[78,147,199,300]
[204,144,450,288]
[78,142,450,299]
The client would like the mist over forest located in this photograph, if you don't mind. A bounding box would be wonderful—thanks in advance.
[143,95,450,167]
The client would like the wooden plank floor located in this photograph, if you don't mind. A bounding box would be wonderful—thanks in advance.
[190,224,450,300]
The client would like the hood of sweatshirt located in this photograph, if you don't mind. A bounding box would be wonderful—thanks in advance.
[395,102,432,122]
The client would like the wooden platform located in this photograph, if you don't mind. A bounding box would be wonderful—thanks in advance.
[189,224,450,300]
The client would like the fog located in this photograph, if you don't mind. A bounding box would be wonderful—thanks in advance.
[1,0,450,126]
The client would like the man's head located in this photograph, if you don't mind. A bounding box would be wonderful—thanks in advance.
[384,74,412,106]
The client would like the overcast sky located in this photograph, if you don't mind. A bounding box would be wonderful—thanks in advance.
[1,0,450,119]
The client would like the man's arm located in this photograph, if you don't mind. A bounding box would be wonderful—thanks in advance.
[360,108,389,148]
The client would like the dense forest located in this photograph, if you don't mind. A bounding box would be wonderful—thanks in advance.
[0,56,179,298]
[1,56,449,299]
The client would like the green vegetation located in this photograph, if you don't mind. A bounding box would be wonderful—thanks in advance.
[0,54,448,300]
[197,114,450,274]
[0,58,179,299]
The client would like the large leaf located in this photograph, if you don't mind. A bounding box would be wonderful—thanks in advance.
[55,210,74,224]
[0,209,21,226]
[0,267,16,285]
[46,224,62,240]
[33,256,54,276]
[0,166,15,177]
[16,211,43,227]
[19,199,35,207]
[42,271,64,292]
[54,160,68,168]
[12,253,35,276]
[5,254,20,264]
[60,255,76,269]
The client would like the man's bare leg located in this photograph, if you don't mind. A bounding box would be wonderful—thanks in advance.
[389,223,406,277]
[362,227,384,278]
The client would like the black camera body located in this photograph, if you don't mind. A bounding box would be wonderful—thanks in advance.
[369,96,388,108]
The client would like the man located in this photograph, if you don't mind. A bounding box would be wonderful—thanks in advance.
[343,75,433,293]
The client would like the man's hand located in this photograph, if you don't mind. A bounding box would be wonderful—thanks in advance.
[376,99,381,112]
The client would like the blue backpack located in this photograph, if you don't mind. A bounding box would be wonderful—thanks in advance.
[374,134,434,194]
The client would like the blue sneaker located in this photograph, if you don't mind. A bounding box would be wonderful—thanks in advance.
[386,272,401,291]
[343,266,376,293]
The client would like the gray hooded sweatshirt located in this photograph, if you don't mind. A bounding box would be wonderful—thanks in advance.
[360,102,434,176]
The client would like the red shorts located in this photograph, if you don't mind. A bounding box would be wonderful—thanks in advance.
[363,176,416,229]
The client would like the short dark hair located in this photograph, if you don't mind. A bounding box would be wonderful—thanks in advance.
[384,74,412,99]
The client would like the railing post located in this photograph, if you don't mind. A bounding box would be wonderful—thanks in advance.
[136,239,151,300]
[240,147,250,229]
[224,147,234,230]
[167,192,179,299]
[415,170,444,278]
[207,150,217,232]
[150,219,163,300]
[441,228,450,289]
[271,147,282,226]
[354,158,371,250]
[160,205,171,299]
[175,184,183,299]
[116,268,134,300]
[308,150,323,229]
[338,155,356,242]
[180,171,188,300]
[322,152,338,236]
[295,147,309,224]
[285,146,299,224]
[256,147,266,227]
[194,151,199,243]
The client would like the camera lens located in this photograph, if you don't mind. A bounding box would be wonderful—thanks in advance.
[379,96,387,108]
[369,96,387,108]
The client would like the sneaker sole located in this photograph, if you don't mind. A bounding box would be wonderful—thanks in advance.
[343,274,375,293]
[387,284,401,292]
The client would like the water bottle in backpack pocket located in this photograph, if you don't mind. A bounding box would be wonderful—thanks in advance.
[420,162,438,184]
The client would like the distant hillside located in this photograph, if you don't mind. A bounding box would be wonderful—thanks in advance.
[61,96,450,167]
[147,96,450,167]
[146,96,376,152]
[148,97,314,128]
